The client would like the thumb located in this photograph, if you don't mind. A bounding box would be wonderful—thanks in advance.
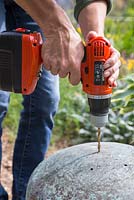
[85,31,98,44]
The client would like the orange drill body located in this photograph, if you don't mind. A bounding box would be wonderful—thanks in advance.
[81,36,112,96]
[21,29,43,94]
[0,28,43,95]
[81,36,112,128]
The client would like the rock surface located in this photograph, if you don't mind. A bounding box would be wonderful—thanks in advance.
[26,142,134,200]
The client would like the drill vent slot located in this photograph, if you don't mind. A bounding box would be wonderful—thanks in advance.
[0,50,13,91]
[94,42,104,57]
[0,50,11,69]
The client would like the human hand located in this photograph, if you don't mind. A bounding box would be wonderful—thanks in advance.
[41,26,84,85]
[86,31,121,87]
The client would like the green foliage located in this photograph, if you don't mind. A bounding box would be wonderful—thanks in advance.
[3,93,22,135]
[125,7,134,16]
[104,74,134,144]
[104,1,134,57]
[112,74,134,114]
[125,0,134,16]
[105,17,134,57]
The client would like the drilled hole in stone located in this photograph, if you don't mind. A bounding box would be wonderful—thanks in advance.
[90,168,93,171]
[124,164,128,166]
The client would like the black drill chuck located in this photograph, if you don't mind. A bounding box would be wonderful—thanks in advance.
[88,96,111,128]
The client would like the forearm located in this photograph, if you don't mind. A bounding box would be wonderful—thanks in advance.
[15,0,84,85]
[78,1,107,39]
[76,1,120,87]
[15,0,74,35]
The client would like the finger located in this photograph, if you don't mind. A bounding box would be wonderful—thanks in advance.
[110,81,117,88]
[108,69,119,86]
[68,68,81,85]
[113,81,118,87]
[41,53,52,71]
[44,64,51,71]
[41,46,51,71]
[59,70,69,78]
[85,31,98,44]
[51,66,60,75]
[42,58,51,70]
[104,48,120,69]
[104,59,121,78]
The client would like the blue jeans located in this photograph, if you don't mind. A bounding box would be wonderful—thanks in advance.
[0,1,60,199]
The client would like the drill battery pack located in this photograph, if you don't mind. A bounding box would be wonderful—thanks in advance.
[0,28,43,94]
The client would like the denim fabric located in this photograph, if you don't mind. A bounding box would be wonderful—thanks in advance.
[0,1,60,199]
[0,0,6,32]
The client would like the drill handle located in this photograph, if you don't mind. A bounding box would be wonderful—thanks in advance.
[81,36,112,96]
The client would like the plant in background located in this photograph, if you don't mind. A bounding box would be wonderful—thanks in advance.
[100,74,134,144]
[3,93,22,135]
[105,17,134,58]
[127,59,134,71]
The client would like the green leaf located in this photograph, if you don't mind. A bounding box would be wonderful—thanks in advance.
[113,84,134,99]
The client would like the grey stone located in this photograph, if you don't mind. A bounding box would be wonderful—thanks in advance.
[26,142,134,200]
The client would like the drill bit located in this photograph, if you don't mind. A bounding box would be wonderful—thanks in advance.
[97,128,101,153]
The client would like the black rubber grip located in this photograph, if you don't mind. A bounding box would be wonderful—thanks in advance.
[88,98,111,116]
[0,31,22,93]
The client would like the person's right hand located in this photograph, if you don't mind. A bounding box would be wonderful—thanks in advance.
[41,26,84,85]
[14,0,85,85]
[15,0,84,85]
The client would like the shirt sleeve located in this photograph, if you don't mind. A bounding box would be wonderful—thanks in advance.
[74,0,112,21]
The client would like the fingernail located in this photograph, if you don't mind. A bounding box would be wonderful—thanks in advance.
[104,64,110,69]
[104,71,110,77]
[113,82,117,87]
[109,77,114,85]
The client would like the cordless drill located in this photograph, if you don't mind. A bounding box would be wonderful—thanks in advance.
[0,29,112,151]
[81,36,112,152]
[0,28,43,95]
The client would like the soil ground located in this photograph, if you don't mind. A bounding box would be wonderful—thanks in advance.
[1,129,67,200]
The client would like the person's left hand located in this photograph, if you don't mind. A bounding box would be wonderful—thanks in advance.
[103,46,121,87]
[86,31,121,87]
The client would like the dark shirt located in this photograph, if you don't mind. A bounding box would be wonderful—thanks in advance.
[4,0,112,22]
[74,0,112,21]
[4,0,13,5]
